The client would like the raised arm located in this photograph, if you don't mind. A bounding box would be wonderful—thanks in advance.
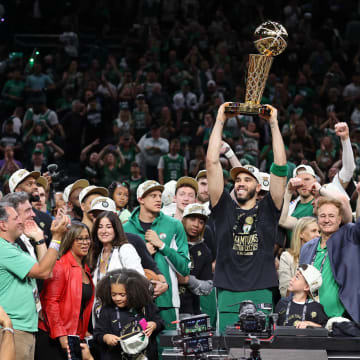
[279,178,303,230]
[28,215,69,279]
[264,105,287,210]
[206,103,228,207]
[334,122,355,190]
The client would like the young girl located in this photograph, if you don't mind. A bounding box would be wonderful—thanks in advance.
[108,181,132,224]
[94,269,164,360]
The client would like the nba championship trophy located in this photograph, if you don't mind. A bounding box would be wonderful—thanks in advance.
[225,21,287,115]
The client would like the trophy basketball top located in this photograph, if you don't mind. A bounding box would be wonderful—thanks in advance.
[253,21,288,57]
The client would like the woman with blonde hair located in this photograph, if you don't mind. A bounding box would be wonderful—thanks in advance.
[279,217,320,297]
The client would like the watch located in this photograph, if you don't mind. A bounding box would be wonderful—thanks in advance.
[35,239,46,245]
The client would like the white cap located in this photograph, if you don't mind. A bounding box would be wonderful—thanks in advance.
[230,164,261,183]
[259,172,270,191]
[298,264,322,300]
[79,185,109,204]
[88,196,116,213]
[62,179,90,202]
[183,203,208,220]
[162,180,177,206]
[293,165,316,178]
[137,180,164,199]
[9,169,40,193]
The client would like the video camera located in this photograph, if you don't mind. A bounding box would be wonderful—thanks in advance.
[173,314,213,357]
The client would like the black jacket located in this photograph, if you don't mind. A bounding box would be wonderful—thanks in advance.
[94,302,164,360]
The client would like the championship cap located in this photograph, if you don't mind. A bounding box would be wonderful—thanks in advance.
[62,179,90,203]
[195,170,207,181]
[79,185,109,204]
[183,203,208,220]
[298,264,322,301]
[88,196,116,213]
[293,165,315,178]
[9,169,41,193]
[36,176,48,191]
[230,165,261,183]
[137,180,164,199]
[162,180,177,206]
[259,172,270,192]
[175,176,198,194]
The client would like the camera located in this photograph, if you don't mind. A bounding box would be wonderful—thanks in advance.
[180,314,211,336]
[238,300,267,333]
[47,164,60,183]
[182,336,213,355]
[172,315,213,357]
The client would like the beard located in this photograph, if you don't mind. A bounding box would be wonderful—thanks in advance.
[197,193,209,203]
[235,187,257,205]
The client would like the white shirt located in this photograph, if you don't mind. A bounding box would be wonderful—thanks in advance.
[92,244,145,286]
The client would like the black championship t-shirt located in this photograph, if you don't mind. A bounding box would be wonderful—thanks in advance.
[275,298,328,327]
[211,190,280,292]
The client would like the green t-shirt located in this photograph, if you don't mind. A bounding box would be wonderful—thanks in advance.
[287,199,314,246]
[1,79,25,105]
[0,238,38,332]
[313,240,345,318]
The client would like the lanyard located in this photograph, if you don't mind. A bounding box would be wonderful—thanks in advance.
[96,247,114,282]
[284,299,308,325]
[311,240,328,273]
[115,307,122,331]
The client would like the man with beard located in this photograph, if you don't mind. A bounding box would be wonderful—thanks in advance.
[9,169,52,245]
[195,170,210,211]
[206,103,287,332]
[62,179,90,220]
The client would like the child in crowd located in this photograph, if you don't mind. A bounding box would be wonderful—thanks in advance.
[94,269,164,360]
[275,264,328,328]
[108,181,132,224]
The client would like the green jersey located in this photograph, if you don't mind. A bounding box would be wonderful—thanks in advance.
[160,154,185,183]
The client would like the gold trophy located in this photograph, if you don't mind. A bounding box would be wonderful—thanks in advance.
[225,21,288,115]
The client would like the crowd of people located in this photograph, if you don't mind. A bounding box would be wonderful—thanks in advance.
[1,1,360,360]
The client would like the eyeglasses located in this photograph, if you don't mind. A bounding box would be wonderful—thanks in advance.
[75,236,91,243]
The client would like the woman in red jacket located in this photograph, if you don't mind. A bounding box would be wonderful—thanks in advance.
[36,221,94,360]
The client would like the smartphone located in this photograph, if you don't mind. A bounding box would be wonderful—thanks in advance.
[67,335,82,360]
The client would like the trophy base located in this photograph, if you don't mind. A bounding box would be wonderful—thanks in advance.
[224,102,270,116]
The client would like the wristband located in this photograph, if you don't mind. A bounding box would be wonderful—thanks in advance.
[35,239,46,246]
[52,240,61,244]
[224,148,235,159]
[2,327,14,334]
[270,163,288,177]
[49,241,60,252]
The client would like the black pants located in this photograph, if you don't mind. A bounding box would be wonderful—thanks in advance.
[35,329,67,360]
